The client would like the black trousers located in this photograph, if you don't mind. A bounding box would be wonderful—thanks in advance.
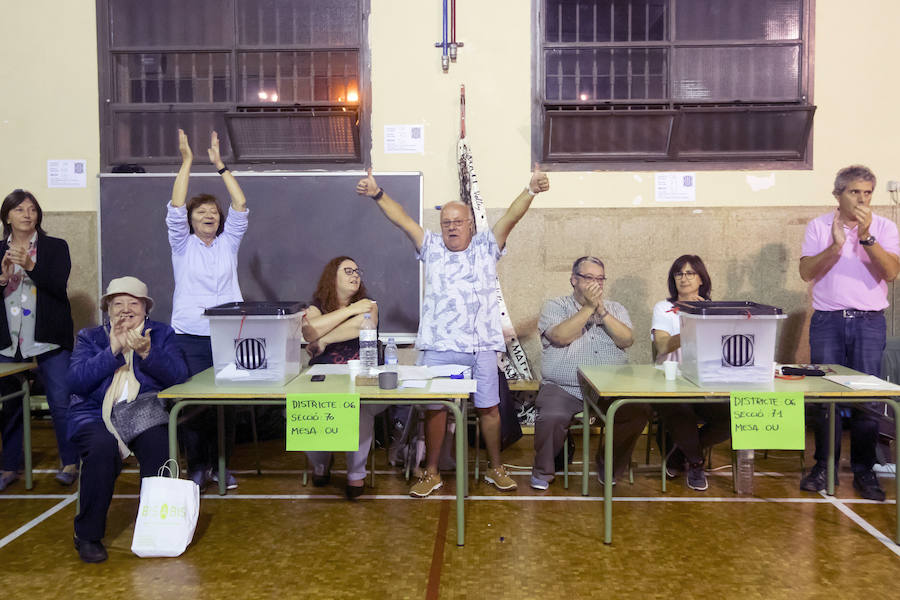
[72,421,168,542]
[656,403,731,465]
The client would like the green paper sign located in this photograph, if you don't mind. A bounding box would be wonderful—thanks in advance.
[286,393,360,451]
[730,391,805,450]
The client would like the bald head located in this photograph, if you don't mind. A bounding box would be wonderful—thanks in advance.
[439,202,475,251]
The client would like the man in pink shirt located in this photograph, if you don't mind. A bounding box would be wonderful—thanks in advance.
[799,165,900,501]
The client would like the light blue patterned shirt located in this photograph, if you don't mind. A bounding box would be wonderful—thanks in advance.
[416,229,506,352]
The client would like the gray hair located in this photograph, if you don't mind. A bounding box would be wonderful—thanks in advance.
[571,256,605,274]
[833,165,876,196]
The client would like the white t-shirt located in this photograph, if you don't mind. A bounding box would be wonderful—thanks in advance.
[650,299,681,364]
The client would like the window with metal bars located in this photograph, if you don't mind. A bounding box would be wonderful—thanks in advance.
[536,0,815,167]
[98,0,366,168]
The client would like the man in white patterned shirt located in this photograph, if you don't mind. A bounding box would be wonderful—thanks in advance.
[356,166,550,497]
[530,256,649,490]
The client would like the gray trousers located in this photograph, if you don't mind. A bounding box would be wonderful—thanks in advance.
[532,383,650,482]
[306,404,387,481]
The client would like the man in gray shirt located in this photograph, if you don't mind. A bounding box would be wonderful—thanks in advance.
[530,256,650,489]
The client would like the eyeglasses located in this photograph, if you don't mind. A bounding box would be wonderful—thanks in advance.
[440,219,471,229]
[674,271,698,280]
[575,272,607,283]
[342,267,363,277]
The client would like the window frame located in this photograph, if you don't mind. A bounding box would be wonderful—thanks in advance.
[96,0,371,172]
[531,0,816,171]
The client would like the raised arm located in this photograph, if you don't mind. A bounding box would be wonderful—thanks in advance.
[492,163,550,249]
[208,131,247,212]
[171,129,192,208]
[356,169,424,251]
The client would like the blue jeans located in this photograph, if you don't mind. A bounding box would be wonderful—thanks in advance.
[808,310,885,472]
[0,348,77,471]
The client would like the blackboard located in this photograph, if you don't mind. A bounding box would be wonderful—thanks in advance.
[99,172,422,337]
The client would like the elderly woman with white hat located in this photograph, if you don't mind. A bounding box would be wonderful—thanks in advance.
[66,276,188,563]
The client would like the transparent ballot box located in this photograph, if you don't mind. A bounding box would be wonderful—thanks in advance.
[204,301,306,384]
[675,301,785,386]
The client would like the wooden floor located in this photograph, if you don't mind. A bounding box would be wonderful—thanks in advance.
[1,419,897,600]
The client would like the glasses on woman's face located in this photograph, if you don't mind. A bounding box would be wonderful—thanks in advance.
[342,267,363,278]
[674,271,698,280]
[575,272,607,284]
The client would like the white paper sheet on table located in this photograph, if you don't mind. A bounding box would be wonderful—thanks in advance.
[303,364,471,381]
[428,379,477,394]
[824,375,900,391]
[426,364,472,378]
[396,365,433,380]
[400,380,428,389]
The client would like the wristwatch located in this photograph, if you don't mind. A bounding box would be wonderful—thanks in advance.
[859,235,876,246]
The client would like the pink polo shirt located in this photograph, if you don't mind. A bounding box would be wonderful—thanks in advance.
[801,211,900,311]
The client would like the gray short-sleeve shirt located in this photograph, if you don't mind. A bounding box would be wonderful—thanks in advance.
[539,294,631,399]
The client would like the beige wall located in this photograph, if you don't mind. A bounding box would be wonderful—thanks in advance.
[3,1,900,359]
[1,0,99,213]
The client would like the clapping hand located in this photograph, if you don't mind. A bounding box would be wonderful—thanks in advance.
[853,204,873,238]
[356,168,379,197]
[584,281,604,311]
[0,251,15,284]
[5,244,34,272]
[178,129,193,164]
[125,328,152,360]
[529,163,550,195]
[109,315,129,356]
[207,131,224,170]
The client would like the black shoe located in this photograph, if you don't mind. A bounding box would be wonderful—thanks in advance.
[800,463,839,492]
[664,446,686,479]
[799,463,826,492]
[74,536,108,563]
[853,470,886,502]
[345,484,365,501]
[685,461,708,491]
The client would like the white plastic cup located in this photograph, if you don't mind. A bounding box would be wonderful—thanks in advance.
[347,359,361,374]
[663,360,678,381]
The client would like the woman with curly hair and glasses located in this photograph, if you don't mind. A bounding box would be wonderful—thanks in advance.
[301,256,385,499]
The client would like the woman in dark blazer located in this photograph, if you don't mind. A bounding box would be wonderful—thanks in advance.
[0,189,77,491]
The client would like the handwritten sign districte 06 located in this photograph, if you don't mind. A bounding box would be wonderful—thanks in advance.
[730,391,805,450]
[286,393,360,452]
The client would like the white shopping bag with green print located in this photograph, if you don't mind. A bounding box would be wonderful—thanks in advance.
[131,460,200,557]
